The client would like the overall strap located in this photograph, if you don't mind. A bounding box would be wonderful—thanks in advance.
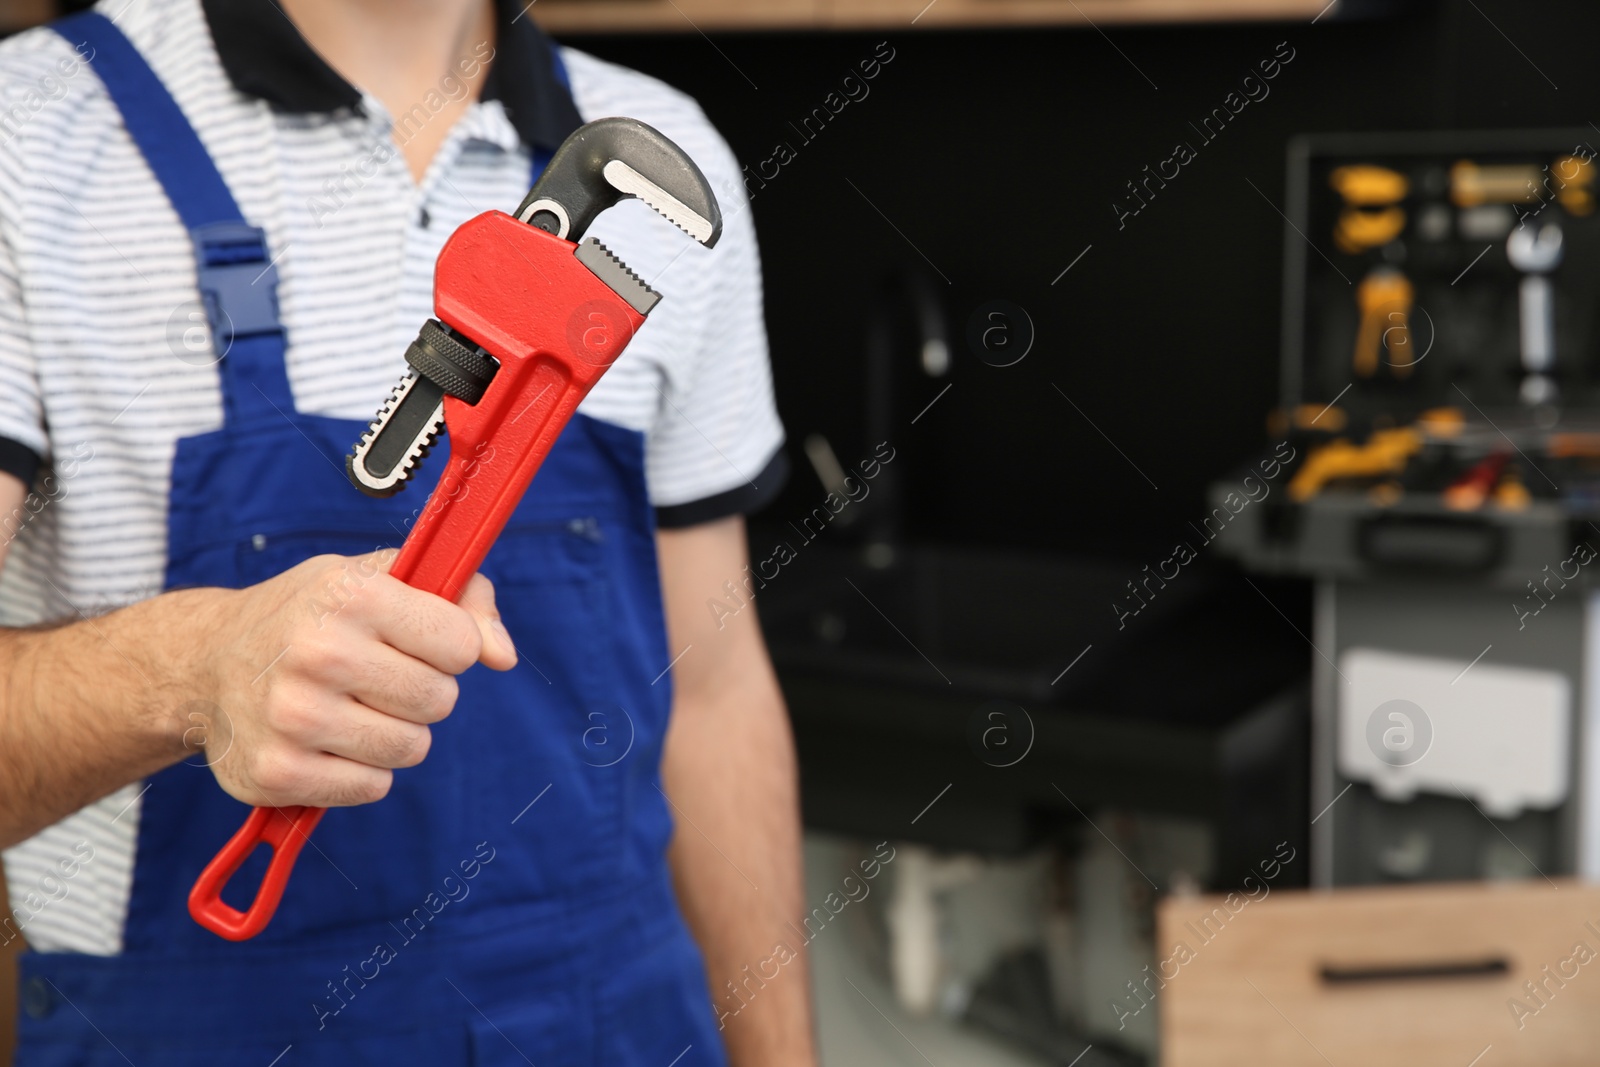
[530,42,573,182]
[53,11,293,425]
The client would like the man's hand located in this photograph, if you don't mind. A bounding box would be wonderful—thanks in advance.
[0,465,515,848]
[197,551,517,809]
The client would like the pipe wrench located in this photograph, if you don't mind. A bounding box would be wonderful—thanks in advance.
[188,118,722,941]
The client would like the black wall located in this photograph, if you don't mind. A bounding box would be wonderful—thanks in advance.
[570,0,1586,561]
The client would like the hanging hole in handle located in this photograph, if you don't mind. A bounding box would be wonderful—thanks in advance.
[188,805,326,941]
[1319,957,1511,985]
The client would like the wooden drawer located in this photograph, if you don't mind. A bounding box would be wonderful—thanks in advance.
[818,0,1328,29]
[530,0,819,33]
[1159,881,1600,1067]
[531,0,1327,32]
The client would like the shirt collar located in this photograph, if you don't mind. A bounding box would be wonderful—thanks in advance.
[199,0,583,153]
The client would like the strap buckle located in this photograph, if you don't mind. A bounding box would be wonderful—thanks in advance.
[192,222,282,342]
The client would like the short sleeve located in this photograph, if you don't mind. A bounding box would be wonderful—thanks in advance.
[644,138,787,529]
[0,172,45,487]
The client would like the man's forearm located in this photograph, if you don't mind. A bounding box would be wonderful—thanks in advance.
[646,518,820,1063]
[662,668,816,1066]
[656,518,819,1062]
[0,588,218,847]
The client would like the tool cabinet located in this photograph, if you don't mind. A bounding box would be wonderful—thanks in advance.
[1215,130,1600,888]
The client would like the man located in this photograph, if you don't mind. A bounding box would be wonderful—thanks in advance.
[0,0,815,1063]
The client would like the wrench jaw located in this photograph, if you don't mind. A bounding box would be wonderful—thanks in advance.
[575,238,661,316]
[514,117,724,248]
[599,160,719,247]
[347,318,499,499]
[346,370,446,498]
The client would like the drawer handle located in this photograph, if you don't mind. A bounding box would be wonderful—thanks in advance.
[1320,957,1510,985]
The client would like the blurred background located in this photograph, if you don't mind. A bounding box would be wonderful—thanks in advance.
[19,0,1600,1062]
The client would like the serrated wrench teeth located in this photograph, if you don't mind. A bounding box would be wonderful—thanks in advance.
[601,160,717,246]
[575,238,661,316]
[346,369,447,498]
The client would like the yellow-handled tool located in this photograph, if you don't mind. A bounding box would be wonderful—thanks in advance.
[1353,268,1415,378]
[1289,428,1423,502]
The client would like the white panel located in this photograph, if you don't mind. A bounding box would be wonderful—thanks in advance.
[1580,594,1600,879]
[1337,647,1569,818]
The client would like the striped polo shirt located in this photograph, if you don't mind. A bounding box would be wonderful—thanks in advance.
[0,0,785,955]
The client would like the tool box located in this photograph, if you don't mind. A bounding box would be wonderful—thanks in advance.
[1211,129,1600,889]
[1222,129,1600,585]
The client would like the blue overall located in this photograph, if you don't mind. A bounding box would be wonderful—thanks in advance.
[17,14,726,1066]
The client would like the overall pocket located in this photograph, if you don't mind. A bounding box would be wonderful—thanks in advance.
[466,515,626,900]
[231,525,400,588]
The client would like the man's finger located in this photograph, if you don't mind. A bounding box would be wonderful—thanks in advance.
[459,572,517,671]
[308,700,433,770]
[361,575,484,674]
[342,645,459,725]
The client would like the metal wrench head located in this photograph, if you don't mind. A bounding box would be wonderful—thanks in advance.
[515,117,723,248]
[346,119,721,499]
[1507,220,1564,273]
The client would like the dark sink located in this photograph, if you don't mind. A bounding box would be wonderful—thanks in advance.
[752,536,1312,866]
[755,540,1302,730]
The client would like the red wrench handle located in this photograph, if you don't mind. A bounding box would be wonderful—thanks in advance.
[188,214,645,940]
[187,806,325,940]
